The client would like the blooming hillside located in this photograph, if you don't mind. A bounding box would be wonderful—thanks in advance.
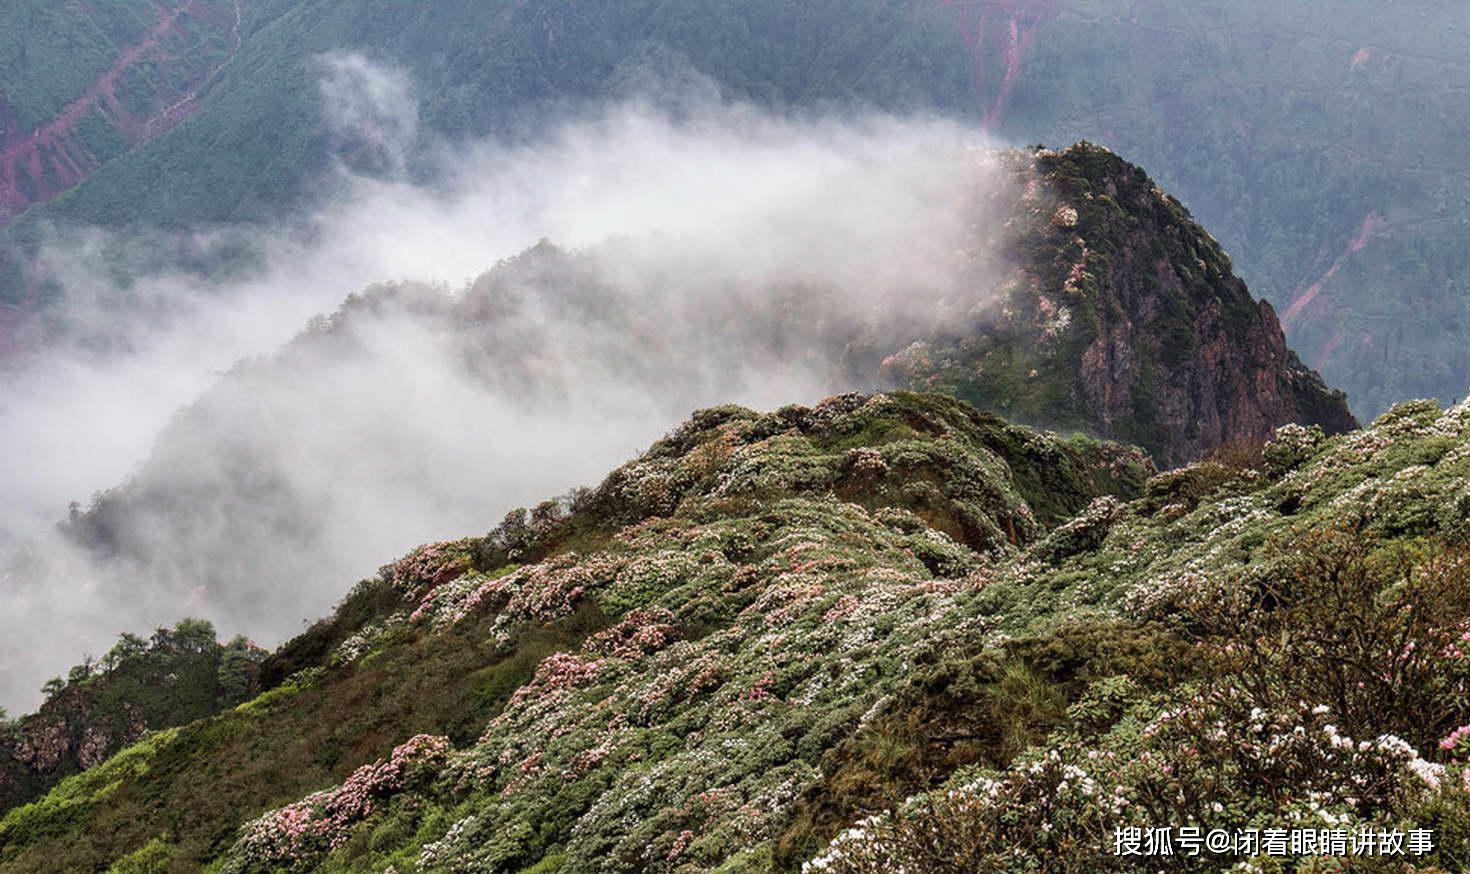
[4,391,1470,872]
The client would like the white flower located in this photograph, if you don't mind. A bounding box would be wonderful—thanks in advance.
[1406,757,1445,789]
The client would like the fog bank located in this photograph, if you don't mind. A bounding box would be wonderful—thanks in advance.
[0,61,1006,712]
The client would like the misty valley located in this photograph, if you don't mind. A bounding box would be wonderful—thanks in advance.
[1,3,1469,873]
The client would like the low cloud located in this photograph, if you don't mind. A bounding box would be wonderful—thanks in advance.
[0,59,1006,712]
[318,51,421,176]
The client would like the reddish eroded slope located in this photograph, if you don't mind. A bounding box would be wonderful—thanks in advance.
[937,0,1058,132]
[0,0,243,227]
[1280,211,1386,372]
[1281,210,1387,328]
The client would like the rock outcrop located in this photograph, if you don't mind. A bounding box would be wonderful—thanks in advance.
[895,142,1357,466]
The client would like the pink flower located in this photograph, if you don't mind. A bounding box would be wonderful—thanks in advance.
[748,671,776,701]
[1440,725,1470,752]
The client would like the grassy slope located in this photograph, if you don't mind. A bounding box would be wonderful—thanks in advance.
[0,391,1149,872]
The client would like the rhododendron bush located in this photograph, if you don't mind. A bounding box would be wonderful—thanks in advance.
[224,734,449,872]
[803,690,1454,874]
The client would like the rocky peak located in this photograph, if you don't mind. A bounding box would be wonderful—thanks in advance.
[892,142,1357,467]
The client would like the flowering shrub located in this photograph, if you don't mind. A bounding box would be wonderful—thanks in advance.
[410,557,594,632]
[223,734,449,872]
[1037,495,1125,562]
[506,653,605,706]
[803,690,1446,874]
[330,612,407,665]
[585,608,680,660]
[1184,529,1470,752]
[1263,423,1327,475]
[844,447,887,476]
[380,539,475,594]
[878,342,935,383]
[1442,726,1470,763]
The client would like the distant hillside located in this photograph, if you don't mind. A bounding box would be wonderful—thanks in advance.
[959,0,1470,417]
[0,0,977,290]
[4,1,1468,414]
[0,0,242,226]
[3,389,1467,871]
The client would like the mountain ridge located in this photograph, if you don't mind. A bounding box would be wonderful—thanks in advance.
[39,143,1354,661]
[2,5,1468,870]
[2,388,1467,871]
[0,140,1357,838]
[899,142,1356,464]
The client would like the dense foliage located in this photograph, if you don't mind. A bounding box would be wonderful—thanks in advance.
[3,390,1469,871]
[0,0,239,227]
[0,0,163,133]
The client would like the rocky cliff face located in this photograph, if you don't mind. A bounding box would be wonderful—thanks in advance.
[890,142,1357,466]
[1051,142,1361,461]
